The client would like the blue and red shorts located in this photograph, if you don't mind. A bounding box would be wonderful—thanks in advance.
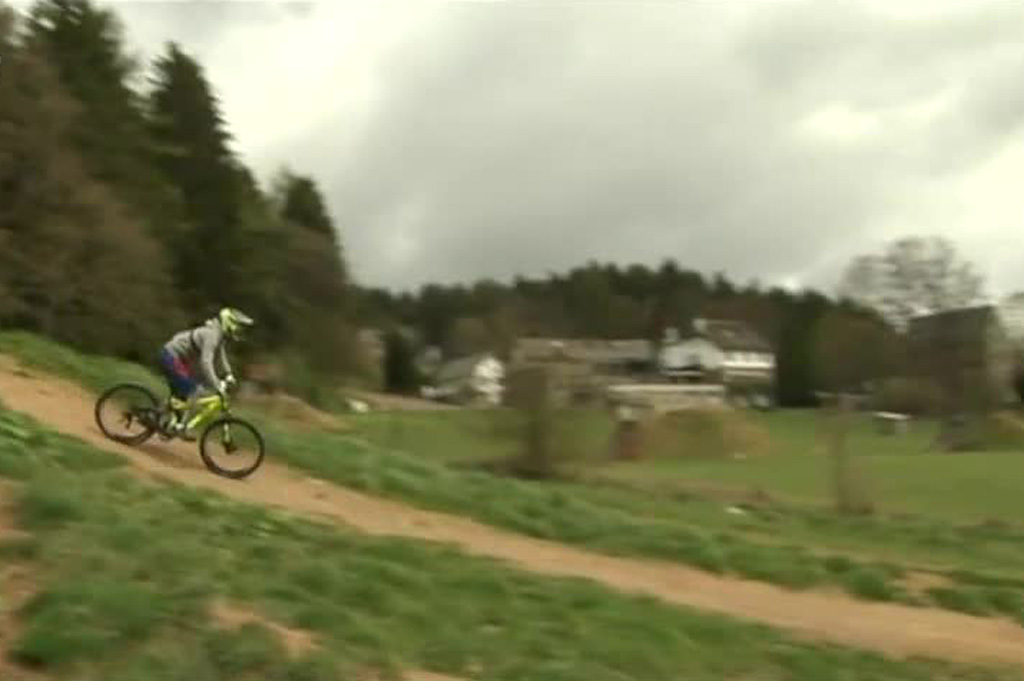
[159,348,197,401]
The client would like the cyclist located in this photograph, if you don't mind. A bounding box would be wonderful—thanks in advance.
[158,307,254,440]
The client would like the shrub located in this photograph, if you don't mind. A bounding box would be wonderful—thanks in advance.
[871,377,943,416]
[926,587,990,616]
[501,367,584,480]
[842,568,898,602]
[641,409,772,460]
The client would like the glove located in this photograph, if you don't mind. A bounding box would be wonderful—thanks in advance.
[217,379,229,396]
[225,374,237,387]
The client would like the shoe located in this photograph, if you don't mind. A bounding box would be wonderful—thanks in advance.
[172,422,197,442]
[157,410,177,440]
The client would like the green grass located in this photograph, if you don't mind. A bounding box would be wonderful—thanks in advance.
[355,401,1024,525]
[353,394,1024,525]
[6,333,1024,617]
[348,400,1024,564]
[354,407,617,466]
[841,567,901,602]
[0,331,163,396]
[599,429,1024,523]
[2,406,1023,680]
[352,409,519,463]
[130,406,1024,620]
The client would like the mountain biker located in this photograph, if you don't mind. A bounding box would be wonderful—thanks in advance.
[158,307,254,440]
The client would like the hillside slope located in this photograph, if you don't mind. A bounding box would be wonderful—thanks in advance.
[2,356,1024,668]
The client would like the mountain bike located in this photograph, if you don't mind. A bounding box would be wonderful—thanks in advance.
[93,382,265,479]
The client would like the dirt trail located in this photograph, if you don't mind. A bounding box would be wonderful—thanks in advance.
[3,361,1024,668]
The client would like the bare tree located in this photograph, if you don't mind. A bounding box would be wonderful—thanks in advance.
[839,236,986,331]
[839,236,1000,450]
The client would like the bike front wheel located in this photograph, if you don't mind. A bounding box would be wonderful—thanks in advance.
[94,383,161,446]
[198,416,265,479]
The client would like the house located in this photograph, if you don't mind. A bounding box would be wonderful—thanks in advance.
[906,305,1017,409]
[998,293,1024,345]
[510,338,655,376]
[509,337,656,403]
[606,383,728,414]
[356,328,386,379]
[657,319,775,405]
[430,353,505,406]
[416,346,444,378]
[357,328,385,364]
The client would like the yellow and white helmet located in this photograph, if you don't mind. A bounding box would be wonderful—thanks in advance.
[218,307,254,341]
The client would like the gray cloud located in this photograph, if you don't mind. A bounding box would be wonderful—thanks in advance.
[110,0,312,52]
[99,0,1024,293]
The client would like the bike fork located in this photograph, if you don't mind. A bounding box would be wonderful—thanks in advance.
[221,423,237,453]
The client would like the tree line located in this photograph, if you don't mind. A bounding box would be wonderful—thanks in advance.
[0,0,360,399]
[365,234,1016,410]
[358,261,895,407]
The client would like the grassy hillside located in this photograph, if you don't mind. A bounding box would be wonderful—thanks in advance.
[3,405,1024,680]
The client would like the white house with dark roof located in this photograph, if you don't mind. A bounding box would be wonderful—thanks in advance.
[429,353,505,406]
[657,319,775,404]
[510,337,655,376]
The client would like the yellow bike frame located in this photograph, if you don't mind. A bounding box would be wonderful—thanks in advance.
[185,392,229,431]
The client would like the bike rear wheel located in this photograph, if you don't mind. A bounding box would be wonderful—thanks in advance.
[199,416,265,479]
[94,383,161,446]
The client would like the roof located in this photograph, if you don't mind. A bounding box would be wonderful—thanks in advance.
[357,328,384,351]
[907,305,1001,345]
[999,295,1024,342]
[690,319,771,352]
[436,353,499,382]
[513,338,653,364]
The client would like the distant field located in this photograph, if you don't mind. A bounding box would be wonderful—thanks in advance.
[354,403,1024,524]
[352,409,519,463]
[354,407,617,465]
[595,409,1024,521]
[600,443,1024,522]
[336,395,1024,583]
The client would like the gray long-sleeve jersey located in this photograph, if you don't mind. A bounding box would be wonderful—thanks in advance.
[163,319,234,390]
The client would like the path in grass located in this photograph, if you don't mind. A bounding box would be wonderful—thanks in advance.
[206,601,462,681]
[3,358,1024,667]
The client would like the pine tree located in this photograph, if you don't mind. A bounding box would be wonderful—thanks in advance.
[26,0,184,242]
[0,10,181,357]
[279,171,337,238]
[273,168,348,288]
[263,167,356,379]
[147,42,246,306]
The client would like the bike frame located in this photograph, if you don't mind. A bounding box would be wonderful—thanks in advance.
[184,391,231,432]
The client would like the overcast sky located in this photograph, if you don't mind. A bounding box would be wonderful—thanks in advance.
[72,1,1024,292]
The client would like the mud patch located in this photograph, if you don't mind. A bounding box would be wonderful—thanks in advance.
[212,601,319,657]
[900,571,955,598]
